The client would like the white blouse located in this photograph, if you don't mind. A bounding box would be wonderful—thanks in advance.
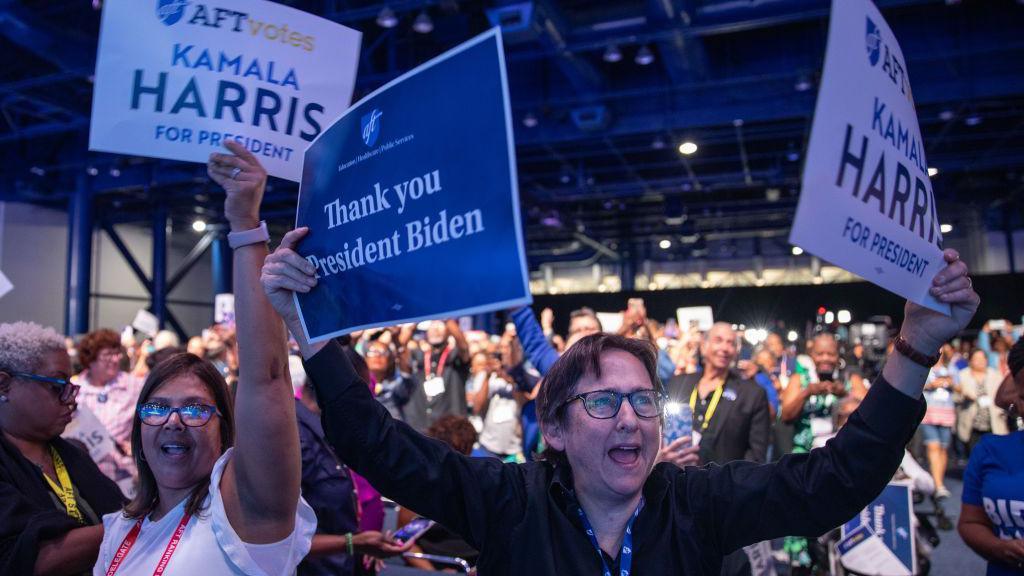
[94,448,316,575]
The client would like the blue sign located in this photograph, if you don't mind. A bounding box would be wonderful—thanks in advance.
[841,483,916,574]
[294,28,531,342]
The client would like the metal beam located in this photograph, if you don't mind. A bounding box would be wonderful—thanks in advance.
[166,231,215,294]
[101,222,154,294]
[151,203,168,329]
[64,166,92,336]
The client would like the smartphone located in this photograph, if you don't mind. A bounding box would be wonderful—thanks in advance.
[663,401,693,446]
[628,298,644,311]
[393,517,435,543]
[989,320,1007,331]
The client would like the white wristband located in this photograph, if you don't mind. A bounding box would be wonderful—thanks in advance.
[227,221,270,249]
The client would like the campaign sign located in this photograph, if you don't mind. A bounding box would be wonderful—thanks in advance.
[840,482,916,575]
[89,0,361,181]
[789,0,948,314]
[294,29,531,342]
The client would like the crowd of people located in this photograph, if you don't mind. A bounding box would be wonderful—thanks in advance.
[0,143,1019,576]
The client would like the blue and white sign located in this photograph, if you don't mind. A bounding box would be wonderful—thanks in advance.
[839,482,916,576]
[294,29,531,343]
[89,0,361,181]
[789,0,948,314]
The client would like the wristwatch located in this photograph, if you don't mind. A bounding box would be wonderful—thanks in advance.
[227,221,270,249]
[893,335,940,368]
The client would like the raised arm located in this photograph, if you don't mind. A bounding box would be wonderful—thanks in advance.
[690,249,979,553]
[259,230,528,549]
[208,141,301,543]
[510,307,560,375]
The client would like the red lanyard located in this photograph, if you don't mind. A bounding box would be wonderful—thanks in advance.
[105,512,192,576]
[424,346,452,379]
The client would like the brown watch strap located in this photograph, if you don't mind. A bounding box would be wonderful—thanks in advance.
[893,335,941,368]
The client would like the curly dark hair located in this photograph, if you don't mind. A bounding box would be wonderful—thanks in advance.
[77,329,122,368]
[427,415,478,456]
[1009,337,1024,379]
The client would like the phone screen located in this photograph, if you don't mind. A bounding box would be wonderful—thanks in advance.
[394,517,434,542]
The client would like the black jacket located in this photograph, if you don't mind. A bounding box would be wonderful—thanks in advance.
[306,340,925,575]
[0,433,125,575]
[667,371,772,464]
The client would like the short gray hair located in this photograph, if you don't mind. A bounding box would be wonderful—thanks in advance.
[0,322,66,374]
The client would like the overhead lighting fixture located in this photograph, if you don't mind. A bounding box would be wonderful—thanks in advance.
[522,112,538,128]
[678,141,698,155]
[109,167,121,177]
[648,281,659,290]
[794,75,813,92]
[964,114,982,127]
[927,167,939,177]
[938,109,955,121]
[940,223,953,234]
[786,150,801,162]
[603,44,623,63]
[412,11,433,34]
[791,246,804,256]
[659,239,672,250]
[86,166,99,176]
[192,219,207,233]
[29,166,45,176]
[634,45,655,66]
[376,6,398,28]
[651,137,666,150]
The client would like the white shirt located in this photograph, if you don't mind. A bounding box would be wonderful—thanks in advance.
[94,448,316,575]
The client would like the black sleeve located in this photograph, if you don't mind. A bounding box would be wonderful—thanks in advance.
[304,340,528,549]
[685,376,925,554]
[743,386,771,463]
[0,477,79,575]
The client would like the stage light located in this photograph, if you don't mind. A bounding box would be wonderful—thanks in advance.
[634,45,655,66]
[678,141,697,155]
[659,239,672,250]
[412,11,433,34]
[927,167,938,177]
[192,219,207,233]
[824,311,835,324]
[787,330,799,342]
[376,6,398,28]
[791,246,804,256]
[603,44,622,63]
[837,310,852,324]
[940,223,953,234]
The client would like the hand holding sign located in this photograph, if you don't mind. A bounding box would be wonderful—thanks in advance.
[901,249,979,354]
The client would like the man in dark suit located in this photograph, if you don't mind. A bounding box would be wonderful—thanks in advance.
[666,321,771,466]
[666,322,773,576]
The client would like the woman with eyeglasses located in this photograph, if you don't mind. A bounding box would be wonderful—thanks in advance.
[74,329,145,486]
[0,321,125,575]
[92,140,316,575]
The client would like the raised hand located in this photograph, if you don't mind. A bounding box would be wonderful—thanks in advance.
[261,227,317,328]
[208,140,266,231]
[903,249,980,353]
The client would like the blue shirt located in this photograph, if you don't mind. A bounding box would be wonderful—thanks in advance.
[962,431,1024,576]
[754,372,781,415]
[295,399,359,576]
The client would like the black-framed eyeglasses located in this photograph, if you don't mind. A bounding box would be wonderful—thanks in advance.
[12,372,79,403]
[561,389,664,419]
[138,403,221,427]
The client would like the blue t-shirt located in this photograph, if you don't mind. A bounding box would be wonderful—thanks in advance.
[962,431,1024,576]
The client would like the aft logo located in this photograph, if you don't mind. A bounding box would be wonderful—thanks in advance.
[361,109,382,147]
[864,16,911,102]
[865,17,881,67]
[156,0,189,26]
